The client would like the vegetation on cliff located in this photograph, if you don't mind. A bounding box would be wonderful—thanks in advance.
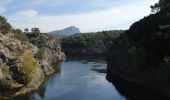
[0,15,65,96]
[125,0,170,68]
[107,0,170,97]
[0,16,12,34]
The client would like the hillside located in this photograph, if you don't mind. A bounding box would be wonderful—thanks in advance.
[107,0,170,98]
[62,30,124,57]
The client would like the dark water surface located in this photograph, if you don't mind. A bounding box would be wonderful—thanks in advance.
[14,60,168,100]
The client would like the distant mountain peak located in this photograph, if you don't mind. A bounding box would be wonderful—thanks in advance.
[68,26,77,28]
[50,26,81,36]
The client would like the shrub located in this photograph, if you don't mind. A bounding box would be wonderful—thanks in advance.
[19,50,37,84]
[12,29,28,43]
[0,16,12,34]
[37,47,45,60]
[128,47,146,69]
[1,64,10,76]
[159,25,170,30]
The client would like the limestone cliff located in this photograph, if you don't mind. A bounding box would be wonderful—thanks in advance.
[0,31,65,97]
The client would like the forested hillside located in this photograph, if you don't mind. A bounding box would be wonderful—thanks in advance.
[107,0,170,98]
[62,30,124,57]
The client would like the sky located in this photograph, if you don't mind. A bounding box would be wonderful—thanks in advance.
[0,0,158,32]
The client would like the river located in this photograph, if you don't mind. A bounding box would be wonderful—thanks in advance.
[14,60,167,100]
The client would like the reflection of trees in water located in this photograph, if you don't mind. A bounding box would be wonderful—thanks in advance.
[106,73,169,100]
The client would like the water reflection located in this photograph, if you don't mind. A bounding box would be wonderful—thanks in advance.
[13,60,124,100]
[11,60,169,100]
[106,72,169,100]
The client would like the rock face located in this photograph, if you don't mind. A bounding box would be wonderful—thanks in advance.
[50,26,81,36]
[0,32,65,96]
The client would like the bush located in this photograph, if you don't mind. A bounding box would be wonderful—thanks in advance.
[1,64,10,76]
[128,47,146,69]
[19,50,37,84]
[159,25,170,30]
[37,47,45,60]
[0,16,12,34]
[12,29,28,43]
[28,33,44,48]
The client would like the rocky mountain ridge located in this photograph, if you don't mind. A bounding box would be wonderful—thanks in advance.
[50,26,81,36]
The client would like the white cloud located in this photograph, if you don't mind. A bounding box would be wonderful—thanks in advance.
[31,0,79,6]
[9,0,158,32]
[15,10,39,18]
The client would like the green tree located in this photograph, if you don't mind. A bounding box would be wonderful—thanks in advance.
[24,28,29,33]
[151,0,170,12]
[31,27,40,35]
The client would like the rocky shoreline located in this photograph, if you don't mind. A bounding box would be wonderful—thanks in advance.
[14,60,64,97]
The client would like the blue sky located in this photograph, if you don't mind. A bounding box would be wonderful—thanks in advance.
[0,0,158,32]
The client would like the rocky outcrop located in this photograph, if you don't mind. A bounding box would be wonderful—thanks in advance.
[0,32,65,97]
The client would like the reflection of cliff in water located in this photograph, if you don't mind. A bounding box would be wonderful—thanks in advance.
[106,72,169,100]
[12,78,48,100]
[13,63,62,100]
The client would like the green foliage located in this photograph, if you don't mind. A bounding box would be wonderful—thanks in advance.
[37,47,45,60]
[62,30,124,56]
[28,33,44,48]
[151,0,170,13]
[19,50,37,84]
[24,28,29,33]
[0,16,12,34]
[1,64,10,76]
[31,27,40,35]
[126,5,170,67]
[159,25,170,30]
[119,0,170,69]
[128,47,146,69]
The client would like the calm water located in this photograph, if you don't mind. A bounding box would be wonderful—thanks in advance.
[14,60,168,100]
[15,60,125,100]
